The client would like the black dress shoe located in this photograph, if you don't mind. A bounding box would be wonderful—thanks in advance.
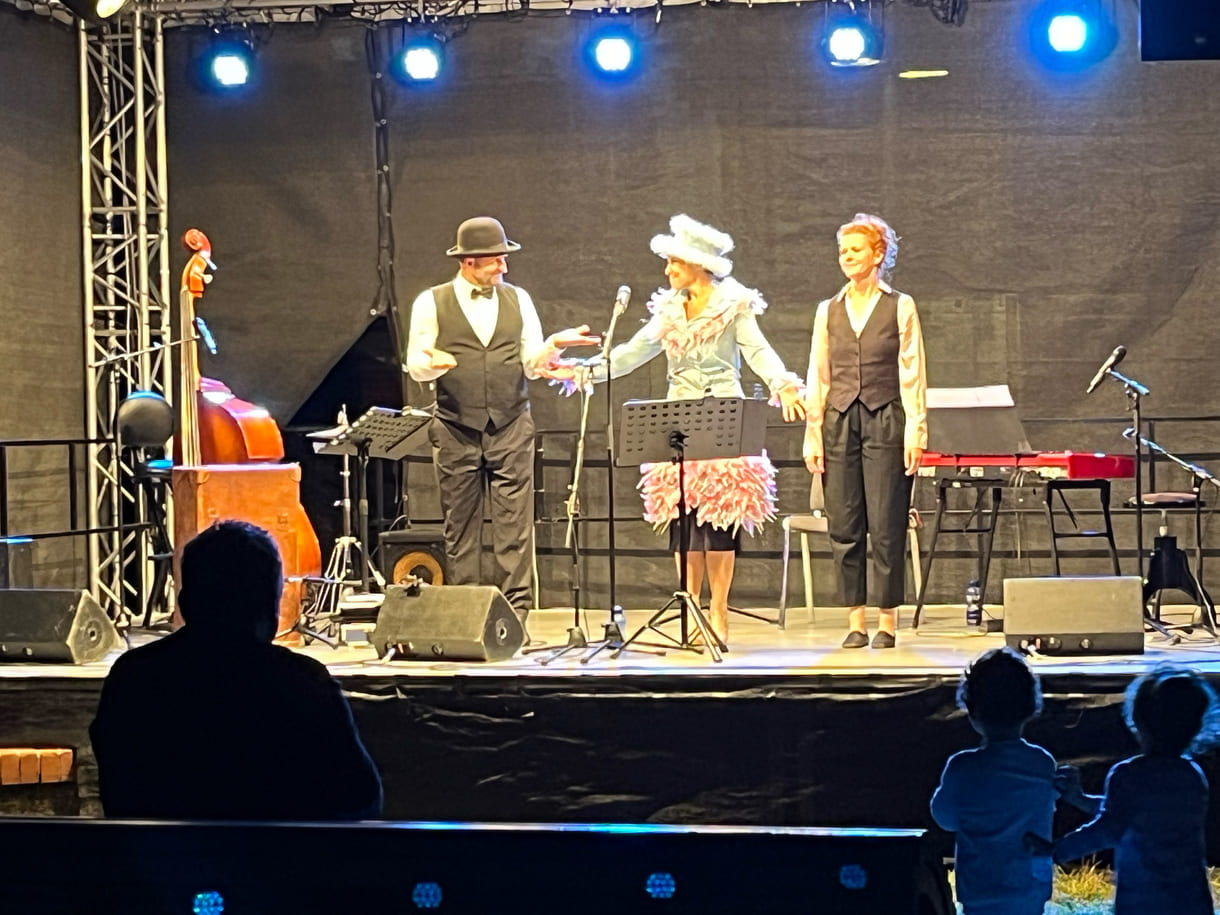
[871,630,896,649]
[841,630,869,649]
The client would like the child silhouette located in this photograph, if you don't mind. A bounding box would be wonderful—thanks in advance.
[1054,665,1218,915]
[931,647,1059,915]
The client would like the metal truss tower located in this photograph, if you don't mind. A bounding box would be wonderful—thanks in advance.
[80,10,173,620]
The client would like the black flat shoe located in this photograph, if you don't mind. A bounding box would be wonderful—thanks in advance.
[841,630,869,649]
[871,631,896,649]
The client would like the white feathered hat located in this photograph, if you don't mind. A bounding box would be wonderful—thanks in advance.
[649,214,734,279]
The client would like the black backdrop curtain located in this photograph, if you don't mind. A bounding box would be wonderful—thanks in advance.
[6,1,1217,599]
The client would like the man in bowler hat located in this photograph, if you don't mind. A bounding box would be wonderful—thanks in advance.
[406,217,597,625]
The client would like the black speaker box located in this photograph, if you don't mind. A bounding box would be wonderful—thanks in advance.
[1003,576,1144,655]
[372,584,523,662]
[1141,0,1218,60]
[378,527,446,587]
[0,589,122,664]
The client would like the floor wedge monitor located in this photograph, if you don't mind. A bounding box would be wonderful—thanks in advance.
[372,584,523,662]
[0,589,122,664]
[1003,576,1144,656]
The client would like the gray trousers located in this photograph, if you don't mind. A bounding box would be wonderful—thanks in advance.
[822,399,912,609]
[429,411,534,615]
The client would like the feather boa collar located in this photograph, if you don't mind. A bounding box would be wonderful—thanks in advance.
[647,277,767,362]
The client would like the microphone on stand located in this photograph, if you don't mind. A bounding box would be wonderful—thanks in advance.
[1085,345,1126,394]
[613,284,631,316]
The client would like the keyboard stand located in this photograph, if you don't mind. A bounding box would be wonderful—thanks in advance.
[913,478,1004,629]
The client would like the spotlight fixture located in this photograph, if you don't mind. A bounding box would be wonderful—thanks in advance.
[1028,0,1117,70]
[194,36,258,92]
[584,22,642,80]
[820,4,883,68]
[393,35,445,85]
[57,0,130,22]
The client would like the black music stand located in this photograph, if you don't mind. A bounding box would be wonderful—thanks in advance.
[319,407,432,594]
[610,397,768,663]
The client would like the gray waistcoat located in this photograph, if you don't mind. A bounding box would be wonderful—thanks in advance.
[826,289,902,413]
[433,282,528,432]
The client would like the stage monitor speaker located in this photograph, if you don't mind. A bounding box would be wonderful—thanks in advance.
[378,527,446,587]
[0,589,122,664]
[1141,0,1218,60]
[372,584,523,662]
[1003,576,1144,655]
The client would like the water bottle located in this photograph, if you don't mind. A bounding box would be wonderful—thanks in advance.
[965,579,983,629]
[752,382,766,401]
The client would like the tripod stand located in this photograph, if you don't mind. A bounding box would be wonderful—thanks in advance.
[611,396,769,663]
[299,406,431,645]
[1122,427,1217,635]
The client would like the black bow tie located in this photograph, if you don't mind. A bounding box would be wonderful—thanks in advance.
[471,286,495,300]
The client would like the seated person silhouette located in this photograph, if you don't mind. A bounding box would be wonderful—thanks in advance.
[90,521,383,820]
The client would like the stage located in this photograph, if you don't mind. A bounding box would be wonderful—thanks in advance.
[3,599,1220,864]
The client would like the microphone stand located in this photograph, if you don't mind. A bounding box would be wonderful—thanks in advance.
[1110,368,1150,583]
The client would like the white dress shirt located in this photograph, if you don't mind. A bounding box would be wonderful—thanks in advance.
[803,279,928,462]
[405,274,553,383]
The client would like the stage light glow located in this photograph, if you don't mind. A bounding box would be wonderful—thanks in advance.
[194,39,257,92]
[1028,0,1116,70]
[828,26,867,63]
[192,891,224,915]
[411,882,443,909]
[820,11,883,67]
[645,872,677,899]
[212,53,250,87]
[393,36,445,85]
[593,36,634,73]
[1048,14,1088,52]
[584,23,642,81]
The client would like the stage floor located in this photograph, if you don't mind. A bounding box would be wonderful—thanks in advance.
[2,601,1217,680]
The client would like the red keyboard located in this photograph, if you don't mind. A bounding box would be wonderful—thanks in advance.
[919,451,1136,480]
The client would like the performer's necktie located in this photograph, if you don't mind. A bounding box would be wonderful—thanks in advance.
[471,286,494,300]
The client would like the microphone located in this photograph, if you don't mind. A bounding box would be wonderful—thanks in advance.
[613,285,631,316]
[1085,345,1126,394]
[195,316,218,355]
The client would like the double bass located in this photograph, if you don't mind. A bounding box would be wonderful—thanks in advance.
[172,228,321,643]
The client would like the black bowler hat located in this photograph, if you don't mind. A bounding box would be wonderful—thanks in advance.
[445,217,521,257]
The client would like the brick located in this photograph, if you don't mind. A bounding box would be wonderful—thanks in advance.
[18,750,38,784]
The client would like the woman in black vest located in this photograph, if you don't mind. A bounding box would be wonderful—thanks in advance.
[803,214,928,649]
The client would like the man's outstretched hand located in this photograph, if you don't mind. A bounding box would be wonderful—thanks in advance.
[549,325,602,349]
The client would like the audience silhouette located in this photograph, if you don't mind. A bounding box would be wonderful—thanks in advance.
[931,647,1059,915]
[90,521,383,820]
[1053,665,1218,915]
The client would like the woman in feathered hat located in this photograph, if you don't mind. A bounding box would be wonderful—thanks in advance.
[589,214,805,647]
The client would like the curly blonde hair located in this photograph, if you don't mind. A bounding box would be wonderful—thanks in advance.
[837,213,899,282]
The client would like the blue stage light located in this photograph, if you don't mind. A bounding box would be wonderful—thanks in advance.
[1028,0,1116,69]
[584,23,641,81]
[820,12,882,67]
[411,881,443,909]
[1048,13,1088,52]
[192,890,224,915]
[394,36,445,85]
[645,872,677,899]
[594,36,634,73]
[196,40,256,91]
